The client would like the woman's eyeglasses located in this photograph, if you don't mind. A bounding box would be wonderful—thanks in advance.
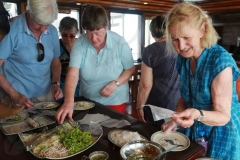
[61,34,76,39]
[37,43,44,62]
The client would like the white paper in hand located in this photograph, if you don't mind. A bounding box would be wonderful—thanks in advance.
[143,104,175,121]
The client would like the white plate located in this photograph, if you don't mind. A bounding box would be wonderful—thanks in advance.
[108,129,147,147]
[34,102,60,110]
[74,101,95,110]
[150,131,190,151]
[0,109,29,124]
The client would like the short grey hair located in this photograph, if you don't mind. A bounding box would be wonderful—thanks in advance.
[26,0,58,25]
[59,17,79,34]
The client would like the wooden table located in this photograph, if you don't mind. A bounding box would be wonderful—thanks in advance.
[0,97,204,160]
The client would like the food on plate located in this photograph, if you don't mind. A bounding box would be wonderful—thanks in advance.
[26,118,39,128]
[7,114,21,121]
[42,103,57,109]
[13,114,21,121]
[74,101,93,109]
[110,130,143,147]
[32,123,93,158]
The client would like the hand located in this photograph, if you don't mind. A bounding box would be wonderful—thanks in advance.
[161,120,178,133]
[51,85,63,100]
[171,108,197,128]
[55,101,74,124]
[137,109,146,123]
[11,92,33,108]
[100,81,117,98]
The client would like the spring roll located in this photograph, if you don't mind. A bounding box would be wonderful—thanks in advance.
[26,118,39,128]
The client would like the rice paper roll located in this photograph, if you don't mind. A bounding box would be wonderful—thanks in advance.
[26,118,39,128]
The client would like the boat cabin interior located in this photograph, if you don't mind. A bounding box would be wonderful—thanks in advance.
[3,0,240,54]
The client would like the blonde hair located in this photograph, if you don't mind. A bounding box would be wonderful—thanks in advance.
[27,0,58,25]
[165,2,220,53]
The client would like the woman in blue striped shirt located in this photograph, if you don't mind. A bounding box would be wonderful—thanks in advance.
[162,2,240,160]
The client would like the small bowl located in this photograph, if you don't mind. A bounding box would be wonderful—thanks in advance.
[89,151,109,160]
[120,140,166,160]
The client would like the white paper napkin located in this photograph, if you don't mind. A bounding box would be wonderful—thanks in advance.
[78,113,110,125]
[143,104,175,122]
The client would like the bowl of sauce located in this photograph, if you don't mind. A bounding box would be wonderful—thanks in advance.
[89,151,109,160]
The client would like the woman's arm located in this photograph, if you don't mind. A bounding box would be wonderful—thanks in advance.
[136,62,153,122]
[100,66,134,97]
[116,66,135,85]
[55,67,79,124]
[201,66,232,126]
[172,67,232,128]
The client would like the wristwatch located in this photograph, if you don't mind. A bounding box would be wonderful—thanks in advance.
[52,82,60,85]
[114,80,120,87]
[196,109,204,121]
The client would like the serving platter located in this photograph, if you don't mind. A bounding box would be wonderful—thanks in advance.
[0,115,55,135]
[74,101,95,110]
[0,109,29,124]
[150,131,190,151]
[34,102,60,110]
[26,121,102,159]
[108,129,147,147]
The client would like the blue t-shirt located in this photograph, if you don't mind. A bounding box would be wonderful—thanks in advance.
[177,44,240,159]
[69,30,134,105]
[0,12,60,98]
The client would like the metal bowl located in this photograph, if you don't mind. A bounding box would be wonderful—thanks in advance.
[120,140,166,160]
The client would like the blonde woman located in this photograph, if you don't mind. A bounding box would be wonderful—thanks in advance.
[161,3,240,159]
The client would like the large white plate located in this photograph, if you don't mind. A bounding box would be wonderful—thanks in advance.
[0,115,55,135]
[108,129,147,147]
[34,102,60,110]
[150,131,190,151]
[74,101,95,110]
[0,109,29,124]
[28,122,102,159]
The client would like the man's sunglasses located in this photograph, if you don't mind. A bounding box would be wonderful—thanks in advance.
[37,43,44,62]
[61,34,76,39]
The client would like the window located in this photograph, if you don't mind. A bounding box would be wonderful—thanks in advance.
[52,10,80,38]
[144,19,155,47]
[3,2,18,17]
[110,12,141,60]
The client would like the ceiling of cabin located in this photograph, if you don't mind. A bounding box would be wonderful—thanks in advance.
[56,0,240,15]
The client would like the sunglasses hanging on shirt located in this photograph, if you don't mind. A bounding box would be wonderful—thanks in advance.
[37,43,44,62]
[61,34,76,39]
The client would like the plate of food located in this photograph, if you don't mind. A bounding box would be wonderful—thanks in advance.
[0,115,55,135]
[0,109,29,124]
[27,121,102,159]
[74,101,95,110]
[34,102,60,110]
[108,129,147,147]
[150,131,190,151]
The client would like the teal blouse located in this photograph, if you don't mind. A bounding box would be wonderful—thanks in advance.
[177,44,240,159]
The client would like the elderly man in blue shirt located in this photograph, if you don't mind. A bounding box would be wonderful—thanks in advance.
[0,0,63,108]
